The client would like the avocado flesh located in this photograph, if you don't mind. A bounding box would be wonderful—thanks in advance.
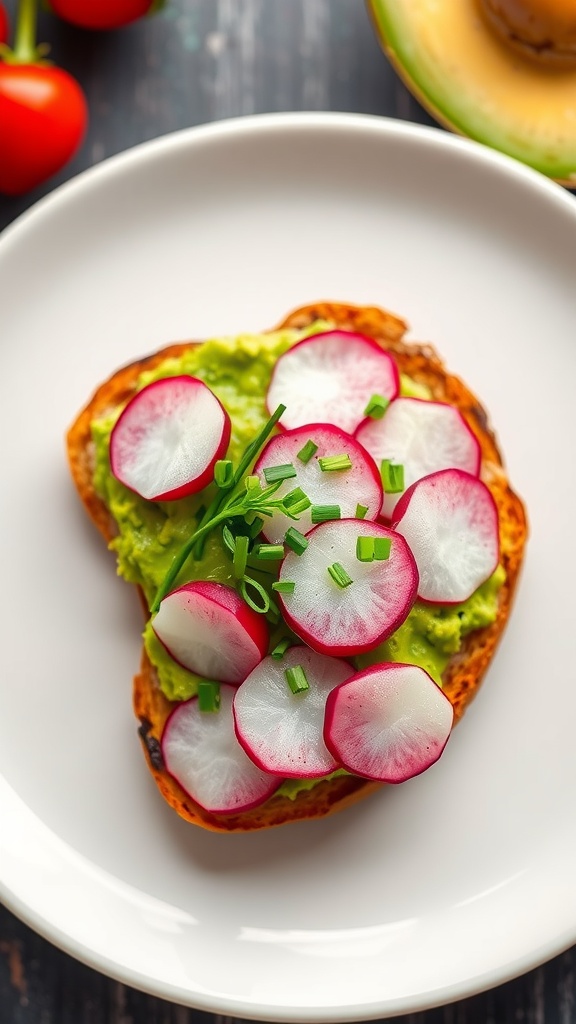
[369,0,576,182]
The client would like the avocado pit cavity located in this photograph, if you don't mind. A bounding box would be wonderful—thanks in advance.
[479,0,576,66]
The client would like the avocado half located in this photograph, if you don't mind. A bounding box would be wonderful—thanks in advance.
[368,0,576,184]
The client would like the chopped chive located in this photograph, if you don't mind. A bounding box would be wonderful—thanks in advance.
[297,439,319,464]
[363,394,389,420]
[284,527,308,555]
[318,454,353,472]
[272,580,296,594]
[248,515,265,538]
[271,637,292,659]
[283,487,311,512]
[245,475,262,494]
[327,562,353,588]
[373,537,392,560]
[285,665,310,695]
[285,498,311,518]
[153,404,287,599]
[240,576,270,614]
[214,459,234,488]
[266,603,281,625]
[355,535,392,562]
[222,524,236,554]
[198,681,221,713]
[263,463,297,484]
[310,504,341,524]
[232,534,249,579]
[254,543,285,560]
[355,503,368,520]
[381,460,405,494]
[356,536,375,562]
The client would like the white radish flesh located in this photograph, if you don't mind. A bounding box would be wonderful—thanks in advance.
[162,686,282,814]
[266,331,399,434]
[233,647,354,778]
[392,469,500,604]
[277,519,418,656]
[110,375,231,501]
[253,423,382,543]
[355,397,481,518]
[324,663,454,783]
[152,581,268,684]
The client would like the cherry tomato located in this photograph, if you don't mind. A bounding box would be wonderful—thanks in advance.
[49,0,157,30]
[0,64,87,195]
[0,3,9,44]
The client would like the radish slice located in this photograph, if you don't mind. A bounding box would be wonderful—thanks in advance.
[276,519,418,656]
[266,331,399,434]
[324,663,454,783]
[392,469,500,604]
[152,581,268,684]
[253,423,382,543]
[110,375,231,501]
[355,397,480,518]
[233,646,354,778]
[162,686,283,814]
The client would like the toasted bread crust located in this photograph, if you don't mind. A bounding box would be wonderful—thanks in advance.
[66,301,527,833]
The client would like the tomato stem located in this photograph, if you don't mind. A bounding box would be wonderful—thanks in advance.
[13,0,38,62]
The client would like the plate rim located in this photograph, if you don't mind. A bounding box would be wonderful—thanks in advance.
[1,111,575,252]
[1,110,576,1020]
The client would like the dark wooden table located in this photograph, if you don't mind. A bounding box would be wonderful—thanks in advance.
[1,1,575,1021]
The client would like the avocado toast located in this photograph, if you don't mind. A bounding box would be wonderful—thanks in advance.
[66,301,527,833]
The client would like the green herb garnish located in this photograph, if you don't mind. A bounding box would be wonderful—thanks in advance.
[355,503,368,519]
[284,527,308,555]
[245,475,262,494]
[283,487,311,516]
[355,536,392,562]
[363,394,389,419]
[285,665,310,694]
[297,439,319,464]
[373,537,392,560]
[271,580,296,594]
[310,504,341,524]
[151,405,318,612]
[214,459,234,488]
[318,454,352,472]
[271,637,292,659]
[197,681,221,713]
[263,463,297,484]
[381,460,404,494]
[240,576,271,614]
[356,536,375,562]
[248,515,265,538]
[232,534,249,578]
[327,562,353,588]
[254,543,285,561]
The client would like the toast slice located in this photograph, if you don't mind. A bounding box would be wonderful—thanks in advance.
[67,301,527,832]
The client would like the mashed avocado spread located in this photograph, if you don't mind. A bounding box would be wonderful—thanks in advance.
[92,323,504,802]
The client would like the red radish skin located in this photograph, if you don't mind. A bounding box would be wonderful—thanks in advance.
[110,375,231,501]
[162,686,283,814]
[233,647,355,778]
[277,519,418,657]
[253,423,383,543]
[152,581,269,685]
[266,331,400,434]
[393,469,500,604]
[324,663,454,783]
[355,397,481,518]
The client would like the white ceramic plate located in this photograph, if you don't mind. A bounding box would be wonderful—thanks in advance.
[1,113,575,1021]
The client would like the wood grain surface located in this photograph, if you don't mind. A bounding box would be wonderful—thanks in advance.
[0,0,574,1021]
